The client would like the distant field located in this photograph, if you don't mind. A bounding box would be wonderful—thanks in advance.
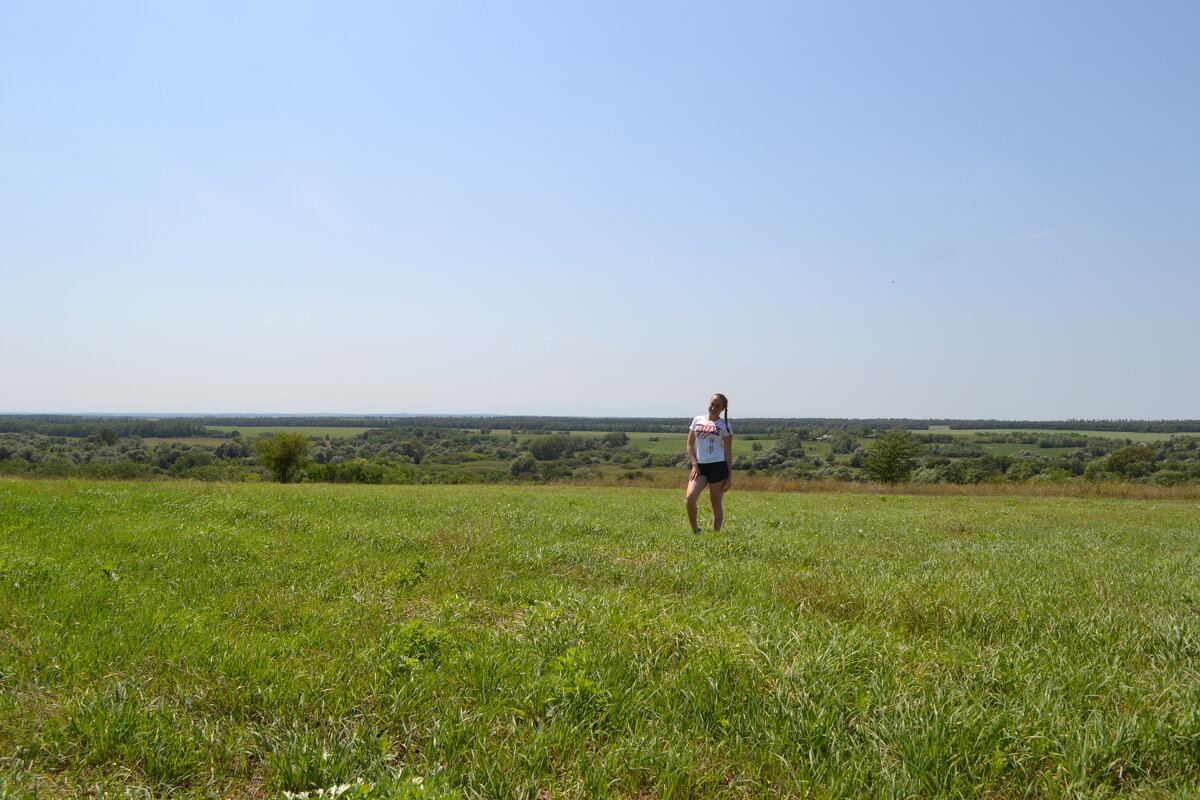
[924,427,1190,442]
[204,425,374,439]
[141,437,229,447]
[976,443,1081,457]
[2,479,1198,798]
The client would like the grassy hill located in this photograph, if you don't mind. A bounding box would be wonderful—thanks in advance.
[2,479,1198,798]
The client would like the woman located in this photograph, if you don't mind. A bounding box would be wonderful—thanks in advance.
[686,393,733,532]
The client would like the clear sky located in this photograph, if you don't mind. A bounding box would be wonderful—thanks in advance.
[2,1,1197,419]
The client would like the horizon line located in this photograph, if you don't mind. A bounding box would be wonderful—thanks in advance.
[3,411,1200,423]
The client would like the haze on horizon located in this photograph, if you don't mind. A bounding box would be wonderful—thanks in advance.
[3,2,1197,421]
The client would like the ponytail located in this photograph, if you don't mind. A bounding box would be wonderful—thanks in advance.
[712,393,730,431]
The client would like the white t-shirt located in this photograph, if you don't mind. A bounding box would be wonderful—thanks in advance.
[690,415,733,463]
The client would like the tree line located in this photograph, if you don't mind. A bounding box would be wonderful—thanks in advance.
[368,416,1200,435]
[0,417,215,438]
[4,414,1199,438]
[2,425,1198,488]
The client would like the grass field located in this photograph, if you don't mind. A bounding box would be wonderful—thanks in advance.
[2,479,1199,799]
[925,428,1189,443]
[976,443,1081,458]
[141,437,230,448]
[204,426,375,439]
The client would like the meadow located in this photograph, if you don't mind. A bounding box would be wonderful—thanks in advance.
[204,427,375,439]
[925,428,1185,443]
[2,479,1199,799]
[974,443,1080,458]
[142,438,231,448]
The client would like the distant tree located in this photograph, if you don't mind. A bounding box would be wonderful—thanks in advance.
[757,432,806,469]
[215,437,253,460]
[529,434,570,461]
[388,436,426,464]
[849,446,869,468]
[511,454,537,476]
[864,429,921,484]
[1006,458,1041,481]
[1083,459,1111,481]
[602,431,628,448]
[254,432,312,483]
[90,426,119,446]
[170,449,215,475]
[1106,445,1158,479]
[830,433,859,454]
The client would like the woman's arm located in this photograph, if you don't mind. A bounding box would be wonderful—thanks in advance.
[723,435,733,489]
[687,430,699,481]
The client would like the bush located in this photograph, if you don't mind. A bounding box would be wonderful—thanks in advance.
[308,460,392,484]
[254,432,312,483]
[1006,459,1042,481]
[1107,445,1158,479]
[529,435,570,461]
[864,429,920,484]
[910,467,941,484]
[602,431,628,448]
[511,454,537,476]
[180,465,224,481]
[1083,460,1112,481]
[1151,470,1189,486]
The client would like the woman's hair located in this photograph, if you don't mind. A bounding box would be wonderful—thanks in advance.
[713,393,729,428]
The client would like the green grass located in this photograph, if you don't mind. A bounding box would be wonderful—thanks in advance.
[976,443,1081,458]
[925,428,1189,442]
[142,437,230,447]
[205,426,375,439]
[2,479,1199,799]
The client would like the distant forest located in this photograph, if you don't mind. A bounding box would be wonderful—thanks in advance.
[3,414,1198,488]
[3,414,1199,438]
[0,417,212,438]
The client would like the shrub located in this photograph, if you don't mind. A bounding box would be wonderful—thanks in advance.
[602,431,628,448]
[1107,445,1158,479]
[864,429,920,484]
[254,432,312,483]
[1151,470,1189,486]
[511,454,537,476]
[1083,460,1112,481]
[529,435,570,461]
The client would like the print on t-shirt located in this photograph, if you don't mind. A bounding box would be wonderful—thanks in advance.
[690,416,732,463]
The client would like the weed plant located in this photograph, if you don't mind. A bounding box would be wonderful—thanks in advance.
[1,478,1198,798]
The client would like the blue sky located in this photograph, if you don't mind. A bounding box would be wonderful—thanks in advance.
[2,1,1197,418]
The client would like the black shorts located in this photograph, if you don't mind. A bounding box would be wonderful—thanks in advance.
[697,461,729,483]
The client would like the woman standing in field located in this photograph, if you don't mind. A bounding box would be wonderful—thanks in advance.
[686,393,733,532]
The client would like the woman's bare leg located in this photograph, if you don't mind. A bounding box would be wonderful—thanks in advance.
[708,481,725,531]
[685,476,708,531]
